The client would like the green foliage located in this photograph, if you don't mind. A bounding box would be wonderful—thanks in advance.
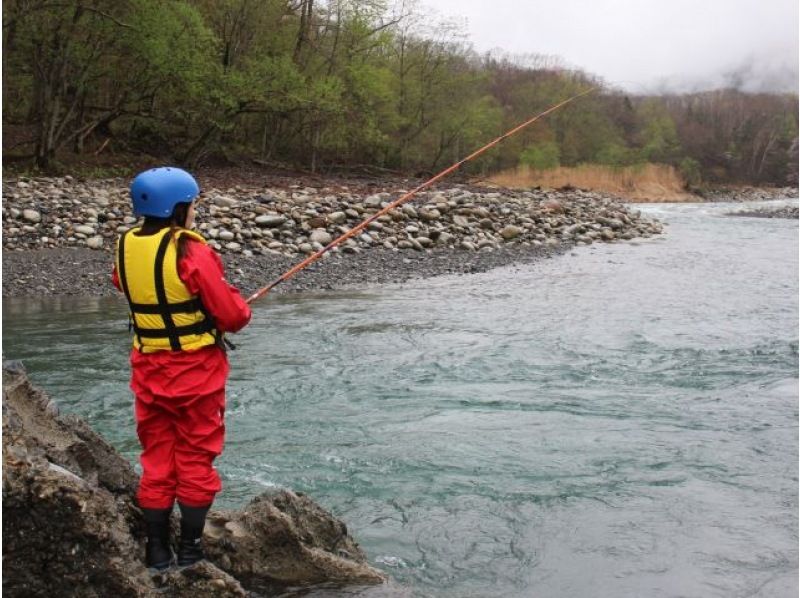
[595,142,639,167]
[679,157,702,187]
[519,142,560,170]
[636,100,680,162]
[2,0,796,183]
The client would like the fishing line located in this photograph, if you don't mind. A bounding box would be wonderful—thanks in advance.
[246,86,598,305]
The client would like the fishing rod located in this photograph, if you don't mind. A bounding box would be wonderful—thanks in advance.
[246,86,597,305]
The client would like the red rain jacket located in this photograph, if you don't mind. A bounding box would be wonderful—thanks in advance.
[113,238,251,399]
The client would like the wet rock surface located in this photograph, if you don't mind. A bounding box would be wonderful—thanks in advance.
[2,362,386,597]
[2,176,664,298]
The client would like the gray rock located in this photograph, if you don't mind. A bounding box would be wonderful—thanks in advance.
[309,229,332,245]
[74,225,95,235]
[328,211,346,224]
[213,195,238,208]
[402,205,418,218]
[420,209,440,222]
[437,232,454,245]
[225,242,242,252]
[86,236,104,250]
[255,215,286,228]
[219,230,235,241]
[452,215,470,227]
[500,225,522,240]
[364,195,383,208]
[22,209,41,223]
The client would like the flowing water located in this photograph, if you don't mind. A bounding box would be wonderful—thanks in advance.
[4,200,798,597]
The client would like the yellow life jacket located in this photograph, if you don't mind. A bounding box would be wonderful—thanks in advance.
[115,226,218,353]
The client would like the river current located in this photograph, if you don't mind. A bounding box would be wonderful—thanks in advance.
[3,200,798,597]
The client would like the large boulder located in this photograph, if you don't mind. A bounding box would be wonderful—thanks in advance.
[2,362,386,597]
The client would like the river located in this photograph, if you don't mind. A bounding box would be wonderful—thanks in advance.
[3,199,798,597]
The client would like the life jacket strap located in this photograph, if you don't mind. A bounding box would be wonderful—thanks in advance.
[133,321,216,339]
[127,297,206,315]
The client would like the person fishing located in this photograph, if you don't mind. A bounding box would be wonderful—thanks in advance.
[112,166,251,570]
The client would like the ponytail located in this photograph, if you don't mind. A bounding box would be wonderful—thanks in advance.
[140,202,192,260]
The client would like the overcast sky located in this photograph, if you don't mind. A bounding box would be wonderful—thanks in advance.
[417,0,799,93]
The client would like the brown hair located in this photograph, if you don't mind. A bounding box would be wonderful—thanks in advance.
[139,202,192,260]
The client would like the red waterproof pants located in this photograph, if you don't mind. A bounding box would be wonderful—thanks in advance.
[130,345,229,509]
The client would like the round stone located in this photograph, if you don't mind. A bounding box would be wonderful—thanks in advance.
[309,229,332,245]
[437,232,454,245]
[500,225,522,240]
[22,209,41,223]
[86,236,104,249]
[364,195,383,208]
[420,209,440,222]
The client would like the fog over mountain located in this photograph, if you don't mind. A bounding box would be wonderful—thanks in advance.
[419,0,799,94]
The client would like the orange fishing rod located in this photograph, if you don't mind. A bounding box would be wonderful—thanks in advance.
[246,86,597,304]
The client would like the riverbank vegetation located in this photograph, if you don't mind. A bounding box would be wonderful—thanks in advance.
[3,0,798,187]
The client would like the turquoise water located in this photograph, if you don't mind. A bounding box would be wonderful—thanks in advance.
[3,200,798,597]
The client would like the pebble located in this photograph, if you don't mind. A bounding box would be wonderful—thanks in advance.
[22,209,41,223]
[255,214,286,227]
[500,225,522,240]
[310,229,332,245]
[86,236,104,249]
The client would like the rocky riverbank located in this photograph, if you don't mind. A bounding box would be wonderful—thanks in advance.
[3,176,663,297]
[694,185,797,202]
[2,361,387,597]
[727,205,799,219]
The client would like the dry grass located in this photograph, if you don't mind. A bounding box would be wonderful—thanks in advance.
[486,163,700,202]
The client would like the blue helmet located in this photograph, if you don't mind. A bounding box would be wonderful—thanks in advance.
[130,167,200,218]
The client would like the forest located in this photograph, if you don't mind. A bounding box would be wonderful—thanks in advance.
[3,0,798,186]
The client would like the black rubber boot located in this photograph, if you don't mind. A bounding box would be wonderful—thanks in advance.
[177,503,210,567]
[142,507,173,571]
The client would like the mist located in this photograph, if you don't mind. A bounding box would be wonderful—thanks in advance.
[419,0,799,94]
